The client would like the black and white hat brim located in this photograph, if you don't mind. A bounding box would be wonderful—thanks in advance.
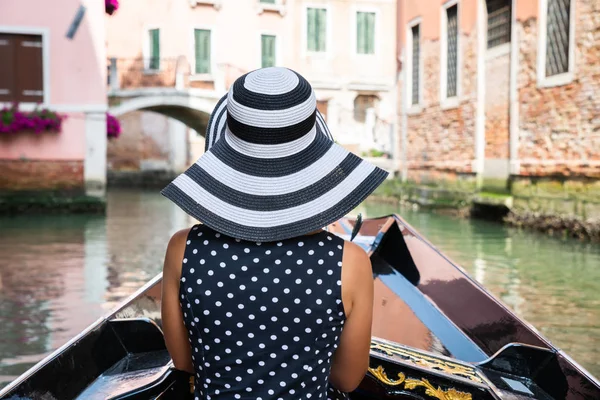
[162,82,388,242]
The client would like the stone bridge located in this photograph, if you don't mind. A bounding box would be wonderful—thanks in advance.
[107,57,246,135]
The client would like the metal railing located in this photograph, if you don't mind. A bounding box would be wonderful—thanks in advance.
[107,57,190,91]
[107,57,250,92]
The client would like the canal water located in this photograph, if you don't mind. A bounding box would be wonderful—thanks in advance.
[0,190,599,389]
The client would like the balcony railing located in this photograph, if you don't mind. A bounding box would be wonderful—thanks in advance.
[107,57,249,92]
[107,57,190,91]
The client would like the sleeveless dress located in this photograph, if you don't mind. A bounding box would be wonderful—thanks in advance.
[179,224,350,400]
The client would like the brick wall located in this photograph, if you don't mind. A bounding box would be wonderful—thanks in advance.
[405,32,478,183]
[485,51,510,160]
[0,160,84,192]
[107,111,170,171]
[517,0,600,178]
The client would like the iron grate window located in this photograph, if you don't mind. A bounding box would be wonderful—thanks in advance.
[411,24,420,105]
[446,5,458,98]
[487,0,511,48]
[546,0,571,77]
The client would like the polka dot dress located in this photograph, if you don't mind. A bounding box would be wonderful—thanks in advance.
[180,225,349,400]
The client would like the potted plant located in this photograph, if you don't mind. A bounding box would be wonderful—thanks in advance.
[0,103,64,134]
[105,0,119,15]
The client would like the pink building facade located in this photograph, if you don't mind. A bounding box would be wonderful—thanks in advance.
[0,0,108,197]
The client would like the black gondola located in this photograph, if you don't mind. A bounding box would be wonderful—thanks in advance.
[1,215,598,400]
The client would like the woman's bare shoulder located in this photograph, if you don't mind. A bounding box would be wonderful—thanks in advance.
[163,227,193,278]
[340,240,373,311]
[341,240,371,273]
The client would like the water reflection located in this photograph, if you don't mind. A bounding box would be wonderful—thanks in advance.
[357,200,600,378]
[0,191,194,388]
[0,192,598,388]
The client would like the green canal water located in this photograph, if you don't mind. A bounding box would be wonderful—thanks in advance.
[0,190,599,389]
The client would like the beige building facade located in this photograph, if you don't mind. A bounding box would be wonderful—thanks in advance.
[105,0,398,177]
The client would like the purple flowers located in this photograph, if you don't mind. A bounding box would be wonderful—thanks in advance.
[105,0,119,15]
[107,113,121,139]
[0,103,64,134]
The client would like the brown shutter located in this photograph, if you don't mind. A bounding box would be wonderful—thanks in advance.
[0,34,16,102]
[16,34,44,103]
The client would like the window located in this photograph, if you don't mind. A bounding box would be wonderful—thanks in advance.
[486,0,511,48]
[261,35,276,68]
[307,8,327,52]
[357,12,375,54]
[0,33,44,103]
[194,29,211,74]
[445,4,458,98]
[260,0,276,3]
[354,94,378,123]
[545,0,570,77]
[410,24,420,105]
[148,29,160,70]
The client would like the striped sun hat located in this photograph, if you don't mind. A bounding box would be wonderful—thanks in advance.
[161,67,388,242]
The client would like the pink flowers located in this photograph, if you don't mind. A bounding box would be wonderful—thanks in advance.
[107,113,121,139]
[0,104,64,134]
[105,0,119,15]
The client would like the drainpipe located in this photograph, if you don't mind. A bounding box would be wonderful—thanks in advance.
[475,0,486,188]
[400,49,408,182]
[509,0,520,176]
[175,55,185,90]
[109,57,120,91]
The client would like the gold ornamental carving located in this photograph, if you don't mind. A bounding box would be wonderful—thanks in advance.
[368,365,406,386]
[405,377,472,400]
[368,365,473,400]
[370,341,484,384]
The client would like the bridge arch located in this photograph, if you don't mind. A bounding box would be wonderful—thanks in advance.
[109,91,220,135]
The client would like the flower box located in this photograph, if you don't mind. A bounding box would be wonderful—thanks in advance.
[0,104,65,134]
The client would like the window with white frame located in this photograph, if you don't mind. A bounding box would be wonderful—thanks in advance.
[307,7,327,52]
[261,34,276,68]
[0,33,44,103]
[445,4,459,98]
[486,0,511,48]
[545,0,570,77]
[147,28,160,70]
[194,29,211,74]
[356,11,375,54]
[410,24,420,105]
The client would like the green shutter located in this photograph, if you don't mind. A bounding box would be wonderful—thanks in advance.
[307,8,326,52]
[307,8,316,51]
[367,12,375,54]
[149,29,160,69]
[357,12,365,53]
[261,35,276,68]
[195,29,211,74]
[357,12,375,54]
[317,8,326,52]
